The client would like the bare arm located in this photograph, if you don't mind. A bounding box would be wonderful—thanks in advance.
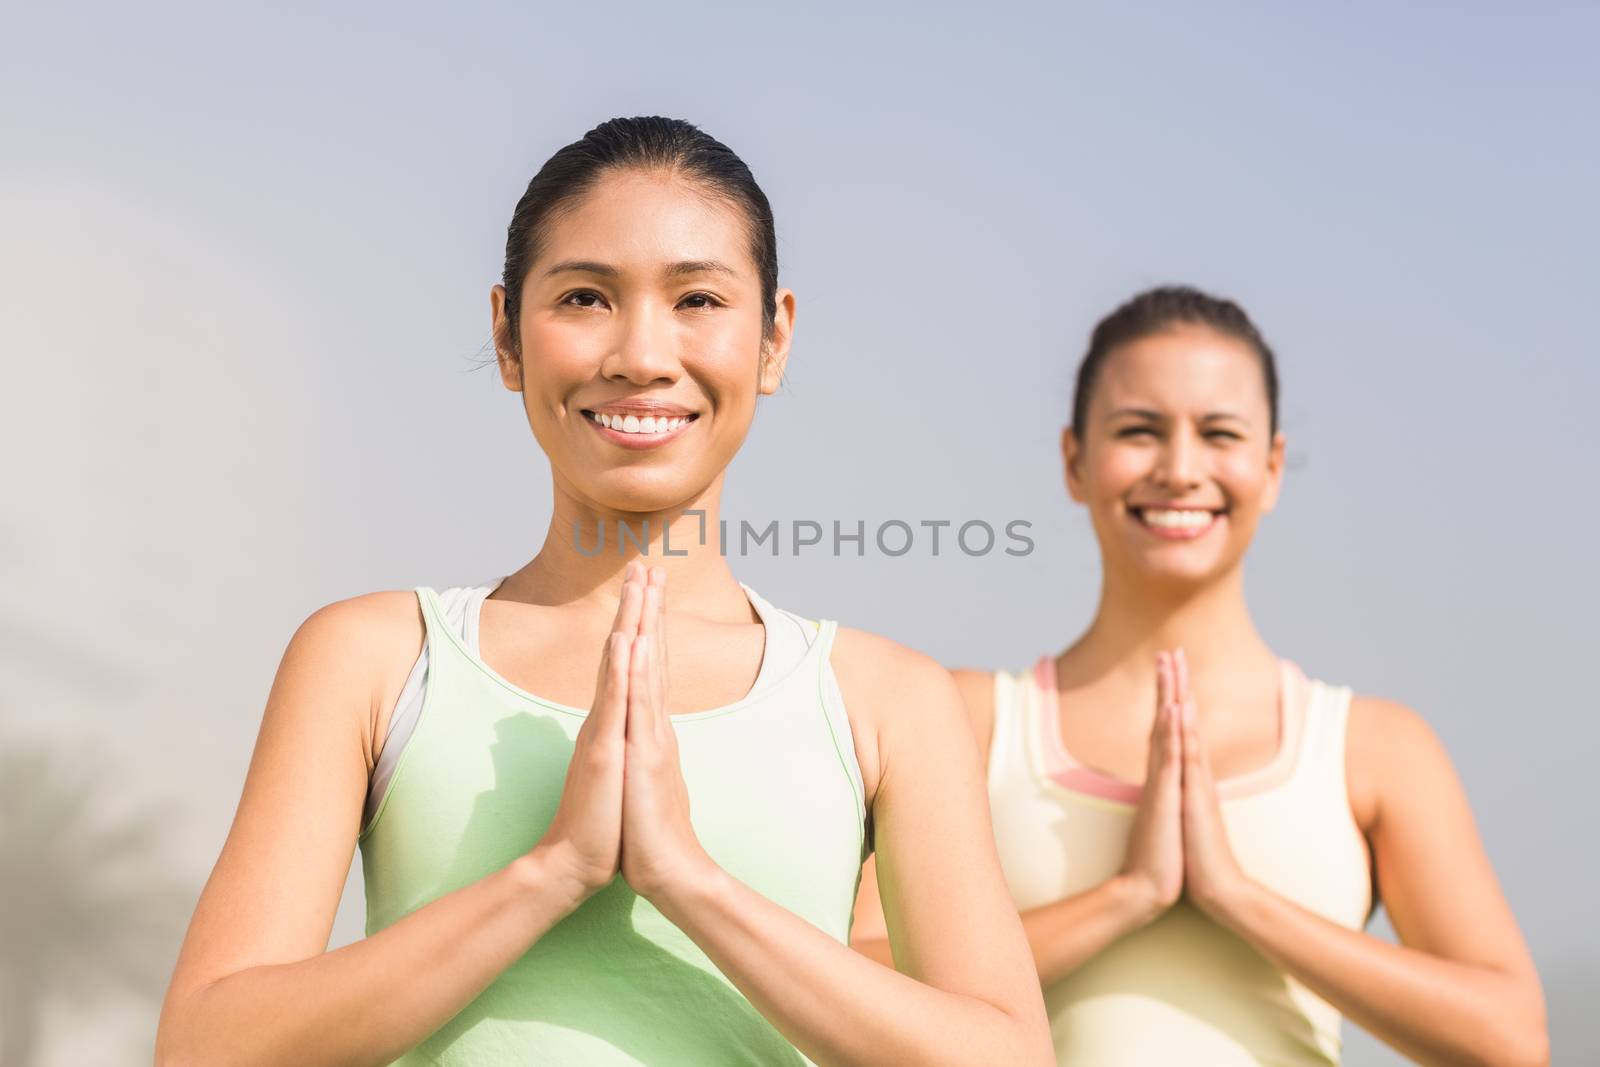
[856,854,1163,983]
[1199,697,1548,1067]
[852,663,1185,987]
[650,636,1052,1067]
[154,595,603,1067]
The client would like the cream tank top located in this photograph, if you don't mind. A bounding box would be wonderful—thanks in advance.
[987,657,1373,1066]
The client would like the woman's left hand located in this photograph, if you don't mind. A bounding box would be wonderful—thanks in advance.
[1173,648,1253,920]
[620,564,717,902]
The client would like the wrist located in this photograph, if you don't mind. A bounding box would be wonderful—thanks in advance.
[642,851,728,922]
[1193,872,1262,929]
[514,843,600,914]
[1109,873,1171,929]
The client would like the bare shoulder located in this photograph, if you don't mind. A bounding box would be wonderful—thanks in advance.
[287,589,427,771]
[950,668,997,764]
[161,588,426,1005]
[1346,694,1453,832]
[829,627,974,805]
[829,625,967,723]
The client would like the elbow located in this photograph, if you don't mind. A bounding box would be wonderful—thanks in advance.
[998,1002,1054,1067]
[1486,1000,1549,1067]
[154,1012,202,1067]
[153,994,187,1067]
[1499,1026,1550,1067]
[153,983,234,1067]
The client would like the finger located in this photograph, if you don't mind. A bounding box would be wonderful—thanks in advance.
[614,564,646,640]
[589,632,631,739]
[638,568,662,645]
[636,571,661,686]
[1182,701,1209,787]
[627,632,652,745]
[615,559,638,606]
[1146,702,1175,778]
[639,578,667,718]
[648,566,668,712]
[1168,697,1185,777]
[1155,651,1171,717]
[1174,647,1190,706]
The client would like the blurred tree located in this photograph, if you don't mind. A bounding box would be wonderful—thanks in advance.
[0,740,191,1067]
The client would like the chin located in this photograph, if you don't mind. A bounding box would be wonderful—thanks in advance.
[1126,549,1234,587]
[586,472,707,515]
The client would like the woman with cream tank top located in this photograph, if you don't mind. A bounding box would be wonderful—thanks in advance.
[850,286,1547,1066]
[156,117,1052,1066]
[987,658,1369,1063]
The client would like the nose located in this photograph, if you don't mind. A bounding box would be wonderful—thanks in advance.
[1151,426,1203,490]
[601,301,680,385]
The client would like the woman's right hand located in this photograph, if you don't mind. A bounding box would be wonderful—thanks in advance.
[1116,650,1185,922]
[531,561,644,900]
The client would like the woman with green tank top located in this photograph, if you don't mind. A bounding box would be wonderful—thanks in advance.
[154,117,1052,1067]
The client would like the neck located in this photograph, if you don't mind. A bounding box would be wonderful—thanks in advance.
[1063,560,1274,684]
[497,471,752,621]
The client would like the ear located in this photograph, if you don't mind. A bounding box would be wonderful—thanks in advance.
[1062,424,1088,504]
[757,287,796,395]
[1259,430,1287,513]
[489,284,523,392]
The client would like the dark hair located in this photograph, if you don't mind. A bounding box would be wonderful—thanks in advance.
[496,116,779,358]
[1070,285,1280,439]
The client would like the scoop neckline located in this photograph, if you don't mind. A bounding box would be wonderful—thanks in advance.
[428,577,822,721]
[1029,655,1308,808]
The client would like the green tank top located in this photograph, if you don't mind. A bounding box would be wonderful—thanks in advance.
[358,584,868,1065]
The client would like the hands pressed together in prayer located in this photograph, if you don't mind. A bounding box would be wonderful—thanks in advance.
[534,560,714,906]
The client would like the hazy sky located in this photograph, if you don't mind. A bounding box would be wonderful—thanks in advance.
[4,3,1596,1063]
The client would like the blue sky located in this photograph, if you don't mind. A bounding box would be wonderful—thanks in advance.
[4,3,1596,1062]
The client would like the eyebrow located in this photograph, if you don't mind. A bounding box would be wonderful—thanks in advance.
[541,259,739,279]
[1109,407,1250,423]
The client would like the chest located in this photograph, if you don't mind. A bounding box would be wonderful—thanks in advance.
[1055,676,1284,785]
[478,601,768,714]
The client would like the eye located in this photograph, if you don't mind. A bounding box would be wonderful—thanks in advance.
[1205,429,1244,442]
[1115,426,1157,439]
[560,289,607,309]
[677,291,723,310]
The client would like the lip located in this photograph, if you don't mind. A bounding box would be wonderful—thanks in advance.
[582,400,698,417]
[581,408,698,451]
[1127,504,1226,542]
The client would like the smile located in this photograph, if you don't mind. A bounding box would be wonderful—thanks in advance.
[582,409,699,450]
[1128,506,1225,541]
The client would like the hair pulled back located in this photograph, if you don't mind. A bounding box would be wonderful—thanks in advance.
[497,116,779,357]
[1071,285,1280,438]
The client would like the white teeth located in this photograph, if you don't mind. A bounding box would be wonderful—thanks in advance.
[1140,508,1217,529]
[590,412,690,434]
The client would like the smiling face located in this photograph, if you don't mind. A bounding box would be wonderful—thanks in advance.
[491,168,794,515]
[1062,324,1286,588]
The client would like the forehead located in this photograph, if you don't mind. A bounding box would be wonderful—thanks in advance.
[1093,326,1269,419]
[538,168,752,274]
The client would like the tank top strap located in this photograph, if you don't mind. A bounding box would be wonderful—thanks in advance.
[1289,666,1356,793]
[985,663,1034,786]
[413,586,448,653]
[811,616,867,859]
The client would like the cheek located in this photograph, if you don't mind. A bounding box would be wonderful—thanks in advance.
[1214,452,1271,508]
[1087,447,1150,500]
[525,320,605,378]
[685,324,765,401]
